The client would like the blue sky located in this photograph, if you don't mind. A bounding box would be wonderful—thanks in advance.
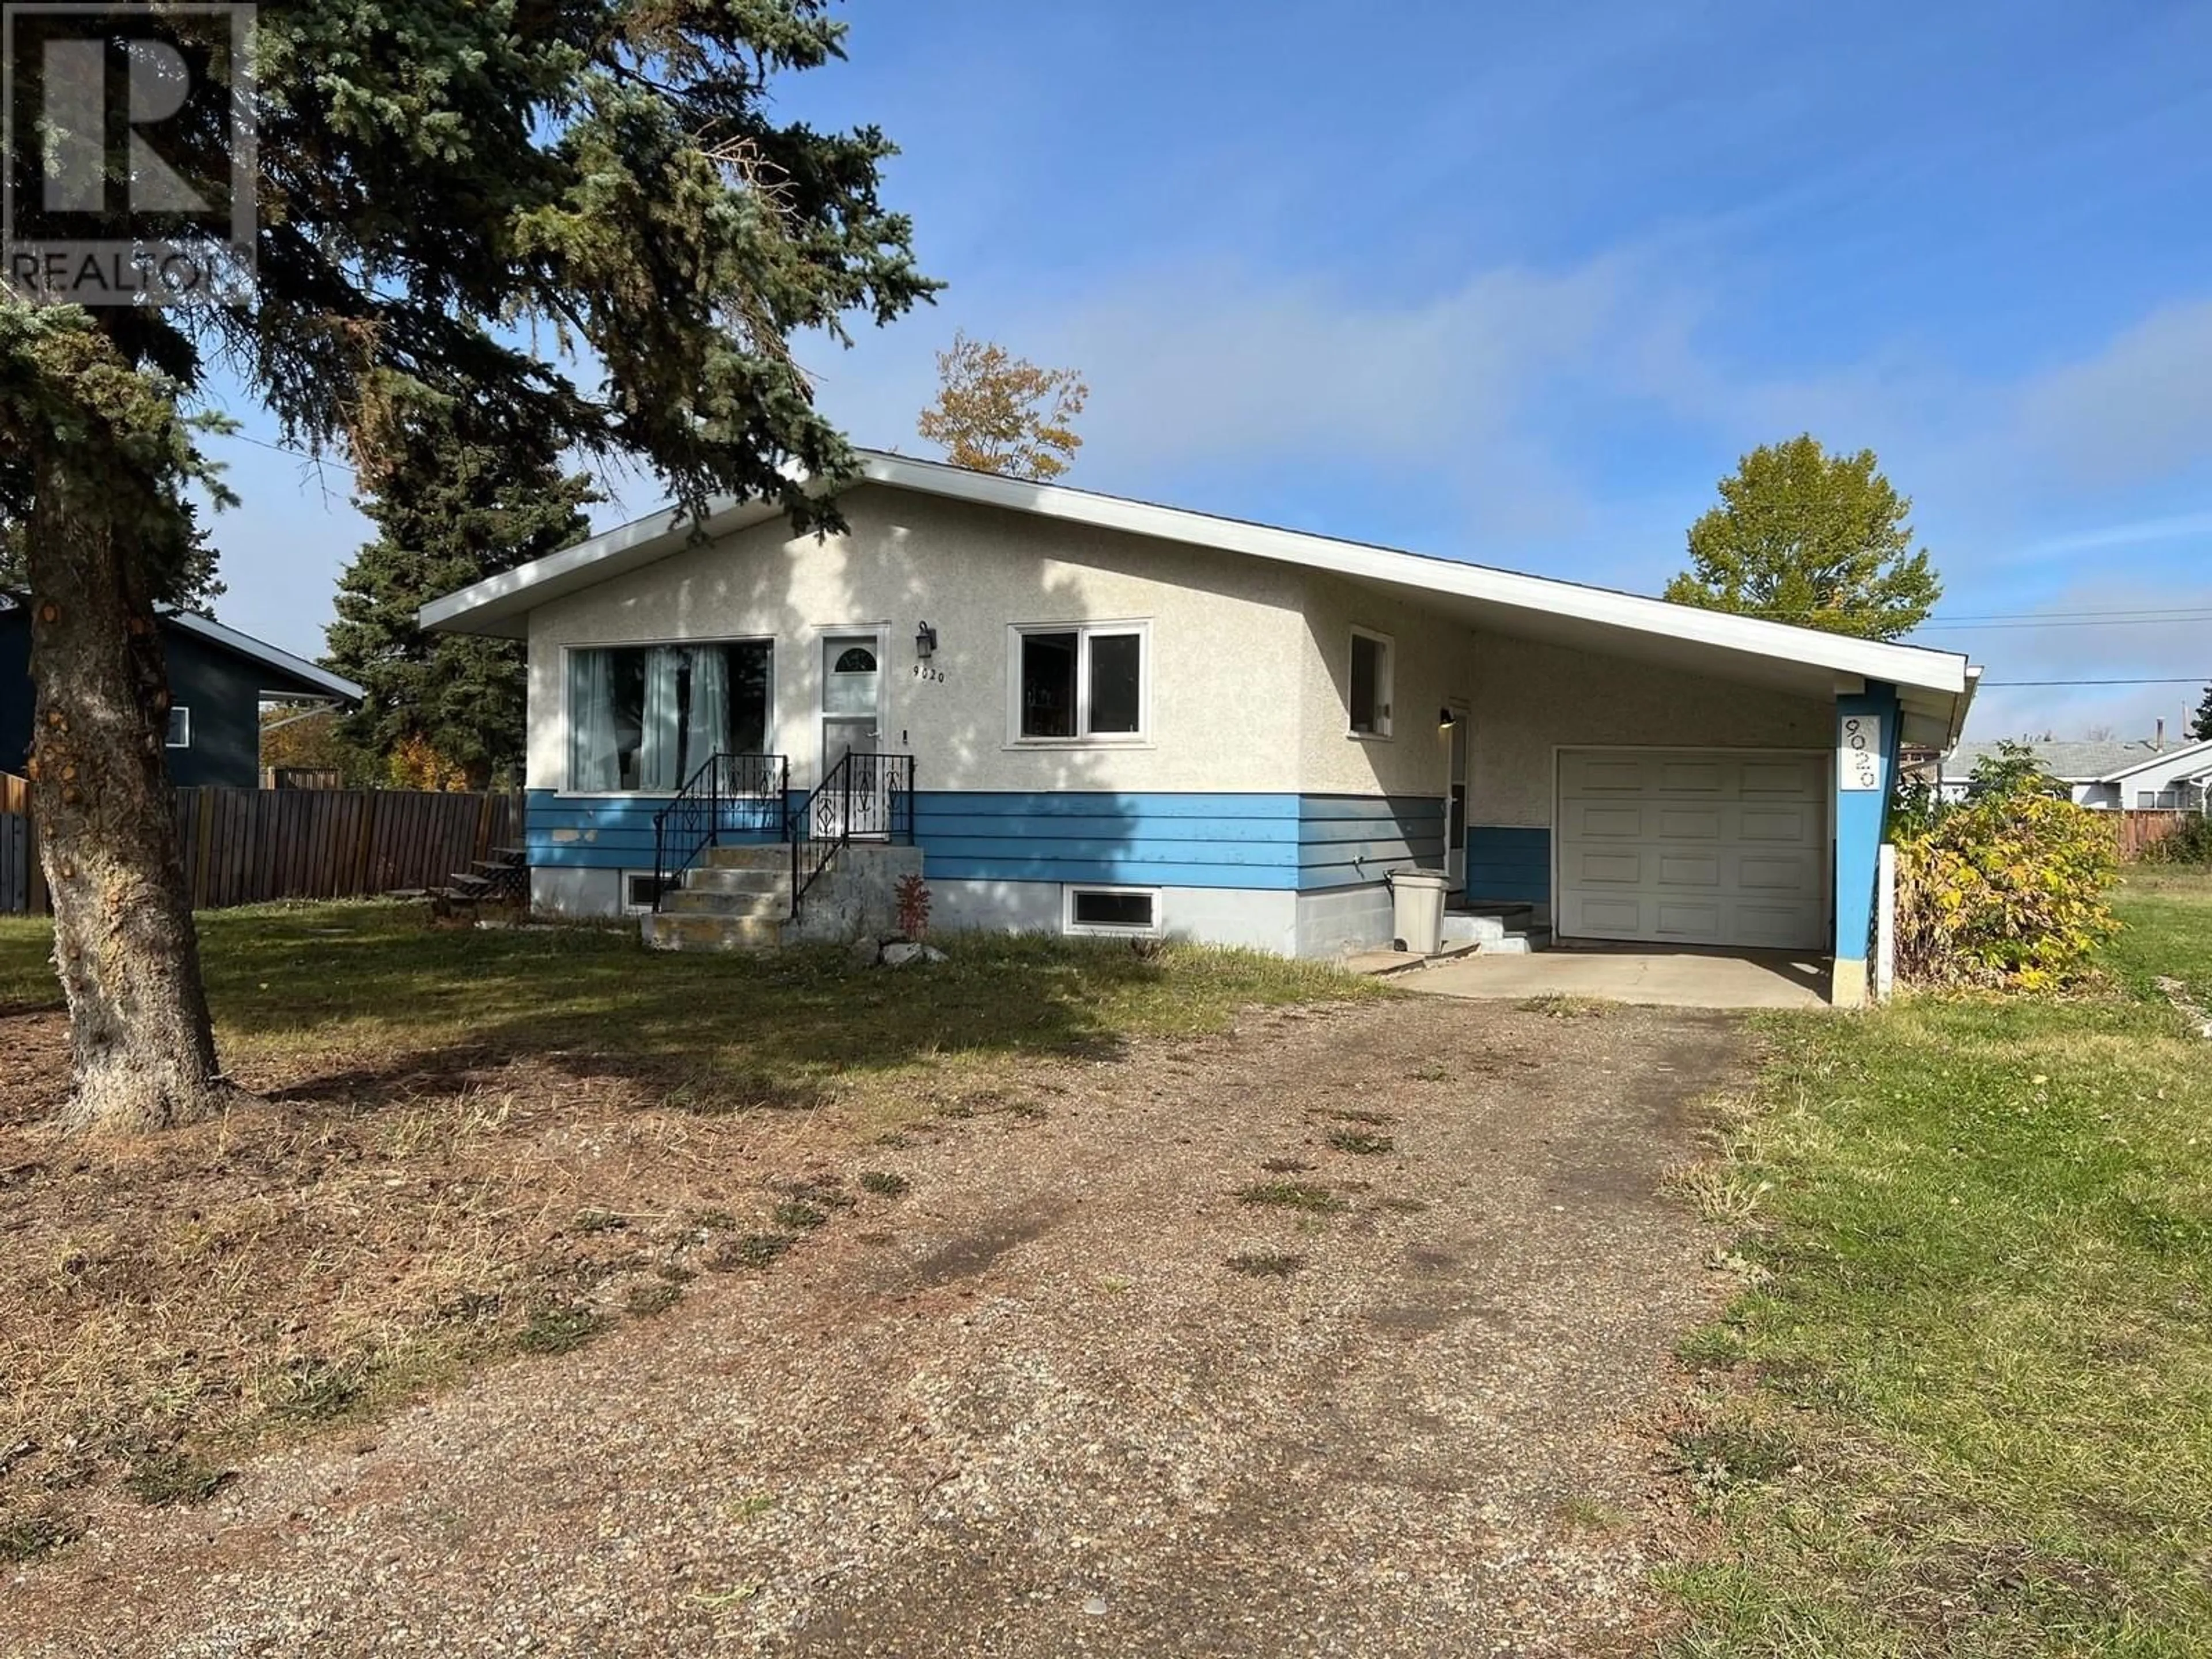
[203,0,2212,741]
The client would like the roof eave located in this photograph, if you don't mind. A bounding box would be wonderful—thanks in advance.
[418,449,1973,705]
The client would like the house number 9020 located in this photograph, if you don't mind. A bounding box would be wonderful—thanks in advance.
[911,664,946,684]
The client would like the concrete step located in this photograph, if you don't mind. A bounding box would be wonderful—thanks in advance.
[684,866,791,897]
[1442,914,1508,945]
[700,843,792,872]
[642,911,782,953]
[1478,936,1535,956]
[661,888,787,919]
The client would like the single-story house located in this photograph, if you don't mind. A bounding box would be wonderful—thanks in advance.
[1940,736,2212,811]
[421,453,1977,1005]
[0,601,363,789]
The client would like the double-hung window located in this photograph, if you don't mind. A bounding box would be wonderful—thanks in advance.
[1010,622,1147,743]
[566,640,772,792]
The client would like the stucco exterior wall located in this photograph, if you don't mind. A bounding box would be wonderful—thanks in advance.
[1467,633,1831,826]
[525,486,1308,796]
[1289,573,1477,804]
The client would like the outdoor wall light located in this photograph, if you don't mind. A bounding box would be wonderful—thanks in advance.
[1438,707,1459,729]
[915,622,938,660]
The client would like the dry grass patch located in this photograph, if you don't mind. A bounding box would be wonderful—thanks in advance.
[0,902,1381,1556]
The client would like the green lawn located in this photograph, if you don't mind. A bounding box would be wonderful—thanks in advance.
[0,901,1380,1103]
[1669,872,2212,1657]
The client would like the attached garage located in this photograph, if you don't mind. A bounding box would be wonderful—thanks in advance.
[1554,748,1829,952]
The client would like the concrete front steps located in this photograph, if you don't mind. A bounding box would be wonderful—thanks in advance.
[641,845,791,953]
[641,841,926,953]
[1442,903,1549,956]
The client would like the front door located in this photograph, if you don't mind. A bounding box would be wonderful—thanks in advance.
[819,634,884,838]
[1446,704,1469,893]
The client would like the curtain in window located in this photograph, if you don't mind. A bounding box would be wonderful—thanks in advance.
[684,645,730,783]
[569,650,620,791]
[639,646,684,791]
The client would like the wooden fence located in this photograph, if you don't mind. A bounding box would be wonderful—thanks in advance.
[0,772,32,916]
[2114,808,2195,861]
[0,776,522,914]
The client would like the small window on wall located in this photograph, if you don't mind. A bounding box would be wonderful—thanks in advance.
[1065,885,1160,937]
[1348,627,1392,737]
[623,872,669,912]
[165,707,192,748]
[1012,623,1147,743]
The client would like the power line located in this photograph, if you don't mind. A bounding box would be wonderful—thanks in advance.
[1931,604,2212,622]
[224,431,357,475]
[1921,613,2212,631]
[1979,676,2209,687]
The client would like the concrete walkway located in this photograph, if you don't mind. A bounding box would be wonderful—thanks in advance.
[1400,946,1831,1010]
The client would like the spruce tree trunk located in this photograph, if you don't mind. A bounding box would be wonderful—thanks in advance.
[25,446,228,1132]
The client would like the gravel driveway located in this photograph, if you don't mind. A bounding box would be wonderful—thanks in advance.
[8,997,1745,1657]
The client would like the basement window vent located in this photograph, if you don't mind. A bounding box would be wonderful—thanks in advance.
[1064,885,1160,937]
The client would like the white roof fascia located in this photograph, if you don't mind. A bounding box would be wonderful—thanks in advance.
[419,451,1972,700]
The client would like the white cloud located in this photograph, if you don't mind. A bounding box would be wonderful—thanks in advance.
[2014,298,2212,488]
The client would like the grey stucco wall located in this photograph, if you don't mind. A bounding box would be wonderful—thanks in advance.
[525,486,1310,796]
[1293,571,1478,801]
[1467,632,1832,825]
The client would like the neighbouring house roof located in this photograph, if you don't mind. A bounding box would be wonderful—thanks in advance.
[163,611,364,703]
[0,596,362,704]
[420,450,1977,747]
[1942,736,2212,784]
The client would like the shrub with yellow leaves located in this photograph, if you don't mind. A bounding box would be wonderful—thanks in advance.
[1893,791,2119,991]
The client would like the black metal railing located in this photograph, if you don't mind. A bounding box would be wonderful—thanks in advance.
[651,752,790,910]
[791,751,916,917]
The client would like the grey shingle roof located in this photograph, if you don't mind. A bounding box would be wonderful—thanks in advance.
[1942,738,2212,782]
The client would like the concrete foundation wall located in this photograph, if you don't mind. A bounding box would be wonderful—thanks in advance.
[789,846,924,944]
[929,877,1313,956]
[534,865,623,917]
[1293,883,1395,959]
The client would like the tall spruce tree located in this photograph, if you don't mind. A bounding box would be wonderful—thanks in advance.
[4,3,935,1131]
[2192,684,2211,743]
[327,397,596,790]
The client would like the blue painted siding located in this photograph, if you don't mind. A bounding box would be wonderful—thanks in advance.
[918,791,1313,889]
[527,790,800,870]
[1465,826,1550,905]
[529,788,1444,892]
[1296,795,1446,892]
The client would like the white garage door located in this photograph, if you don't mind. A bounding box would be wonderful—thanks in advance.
[1556,749,1828,951]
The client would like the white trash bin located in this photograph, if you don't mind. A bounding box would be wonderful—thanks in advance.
[1387,869,1449,957]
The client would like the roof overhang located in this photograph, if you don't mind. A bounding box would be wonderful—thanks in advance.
[166,611,363,703]
[422,452,1974,742]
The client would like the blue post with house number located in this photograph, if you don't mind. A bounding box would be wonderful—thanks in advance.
[1832,683,1900,1007]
